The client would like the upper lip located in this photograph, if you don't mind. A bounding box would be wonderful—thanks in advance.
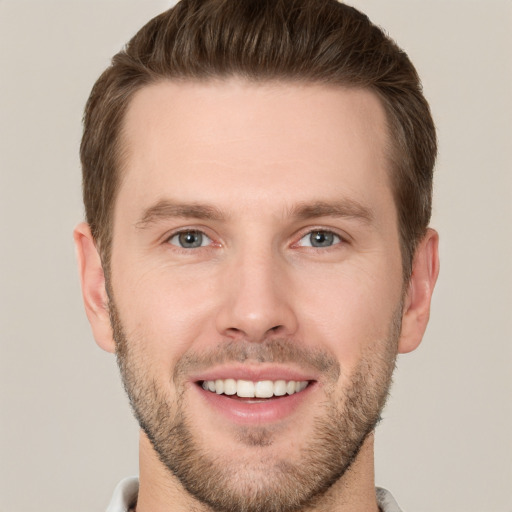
[189,364,318,384]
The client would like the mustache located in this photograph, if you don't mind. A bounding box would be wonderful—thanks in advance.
[173,338,341,383]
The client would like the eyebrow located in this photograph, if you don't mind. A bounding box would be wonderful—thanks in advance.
[288,199,375,224]
[135,199,226,229]
[135,197,374,230]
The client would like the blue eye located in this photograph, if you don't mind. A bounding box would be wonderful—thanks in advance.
[168,230,211,248]
[298,230,341,248]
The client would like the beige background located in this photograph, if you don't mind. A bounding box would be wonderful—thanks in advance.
[1,1,511,511]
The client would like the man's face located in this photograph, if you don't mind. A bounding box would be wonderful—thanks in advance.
[109,80,405,511]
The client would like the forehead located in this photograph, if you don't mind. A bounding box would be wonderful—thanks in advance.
[117,79,393,220]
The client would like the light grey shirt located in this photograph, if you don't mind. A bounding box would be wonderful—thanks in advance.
[106,476,404,512]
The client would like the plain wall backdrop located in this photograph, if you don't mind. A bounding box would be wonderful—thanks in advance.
[0,1,510,511]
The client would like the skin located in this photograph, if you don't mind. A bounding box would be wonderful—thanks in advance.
[75,80,439,512]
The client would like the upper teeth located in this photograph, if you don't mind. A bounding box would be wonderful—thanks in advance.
[201,379,309,398]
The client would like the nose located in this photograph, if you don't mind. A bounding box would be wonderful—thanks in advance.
[215,247,298,342]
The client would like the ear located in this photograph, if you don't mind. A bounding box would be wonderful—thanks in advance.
[398,228,440,354]
[74,222,116,353]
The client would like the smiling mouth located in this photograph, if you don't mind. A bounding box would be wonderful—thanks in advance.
[199,379,311,399]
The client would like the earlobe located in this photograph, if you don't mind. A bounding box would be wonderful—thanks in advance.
[398,228,440,354]
[73,222,116,353]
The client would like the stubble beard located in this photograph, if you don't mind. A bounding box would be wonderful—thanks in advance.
[110,300,401,512]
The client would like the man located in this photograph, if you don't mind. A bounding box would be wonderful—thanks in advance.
[74,0,439,511]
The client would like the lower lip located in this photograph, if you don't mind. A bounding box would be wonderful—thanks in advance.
[195,383,315,425]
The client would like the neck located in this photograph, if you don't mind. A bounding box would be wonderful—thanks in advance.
[135,431,379,512]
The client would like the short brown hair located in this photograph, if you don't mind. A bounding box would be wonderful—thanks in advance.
[81,0,437,279]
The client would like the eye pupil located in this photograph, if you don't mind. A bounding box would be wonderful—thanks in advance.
[178,231,202,248]
[310,231,334,247]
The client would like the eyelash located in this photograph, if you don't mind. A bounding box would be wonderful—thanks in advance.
[166,229,215,250]
[165,227,346,251]
[294,230,343,249]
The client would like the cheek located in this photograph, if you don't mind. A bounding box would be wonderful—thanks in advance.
[291,261,403,367]
[111,259,222,368]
